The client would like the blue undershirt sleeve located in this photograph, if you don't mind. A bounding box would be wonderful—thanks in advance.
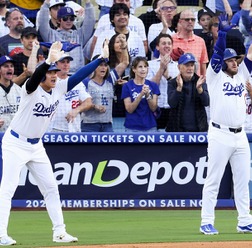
[210,31,226,73]
[67,58,103,91]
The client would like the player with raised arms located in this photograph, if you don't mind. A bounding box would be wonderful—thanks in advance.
[0,41,109,246]
[200,13,252,235]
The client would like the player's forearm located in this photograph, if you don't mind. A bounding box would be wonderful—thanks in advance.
[67,58,103,91]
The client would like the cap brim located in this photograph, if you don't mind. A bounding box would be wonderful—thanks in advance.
[58,56,73,62]
[181,59,196,64]
[0,60,15,66]
[48,68,61,72]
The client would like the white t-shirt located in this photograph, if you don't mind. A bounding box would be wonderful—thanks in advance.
[148,23,175,50]
[93,13,146,42]
[147,58,179,108]
[93,29,145,61]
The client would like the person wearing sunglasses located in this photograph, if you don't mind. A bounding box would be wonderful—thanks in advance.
[38,0,95,75]
[172,8,208,76]
[148,0,177,59]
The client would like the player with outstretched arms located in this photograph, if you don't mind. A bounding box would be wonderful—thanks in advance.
[200,13,252,235]
[0,41,109,246]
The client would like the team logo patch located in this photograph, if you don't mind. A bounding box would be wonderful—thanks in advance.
[223,82,244,97]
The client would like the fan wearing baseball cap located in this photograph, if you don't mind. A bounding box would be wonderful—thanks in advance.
[10,27,44,86]
[38,0,95,74]
[48,53,93,132]
[36,0,65,30]
[166,52,209,132]
[0,55,21,132]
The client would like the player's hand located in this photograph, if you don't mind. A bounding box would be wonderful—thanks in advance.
[218,13,235,32]
[46,41,64,64]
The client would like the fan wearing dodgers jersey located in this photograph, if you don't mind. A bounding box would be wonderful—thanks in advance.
[0,41,109,246]
[48,54,93,132]
[0,55,21,132]
[200,13,252,235]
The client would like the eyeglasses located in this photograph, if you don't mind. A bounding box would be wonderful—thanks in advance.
[160,6,177,11]
[180,18,196,22]
[62,16,75,22]
[212,23,219,27]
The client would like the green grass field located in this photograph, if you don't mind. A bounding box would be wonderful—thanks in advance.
[6,209,252,247]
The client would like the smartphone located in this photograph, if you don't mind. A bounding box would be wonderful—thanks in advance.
[122,75,129,81]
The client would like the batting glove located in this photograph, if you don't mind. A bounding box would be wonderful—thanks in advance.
[218,13,235,32]
[46,41,64,64]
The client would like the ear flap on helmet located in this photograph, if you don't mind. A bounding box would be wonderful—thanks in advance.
[222,61,227,71]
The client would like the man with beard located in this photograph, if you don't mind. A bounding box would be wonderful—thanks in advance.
[0,0,33,38]
[0,7,24,55]
[0,55,21,132]
[200,13,252,235]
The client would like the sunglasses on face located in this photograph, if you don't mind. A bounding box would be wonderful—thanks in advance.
[62,16,75,22]
[212,23,219,27]
[180,18,196,22]
[160,6,177,11]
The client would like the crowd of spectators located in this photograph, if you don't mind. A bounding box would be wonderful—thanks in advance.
[0,0,251,133]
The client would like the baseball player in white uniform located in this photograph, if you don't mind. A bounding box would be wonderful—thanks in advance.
[0,56,21,132]
[200,13,252,235]
[0,41,108,246]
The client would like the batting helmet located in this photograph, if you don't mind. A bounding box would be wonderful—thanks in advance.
[222,48,241,71]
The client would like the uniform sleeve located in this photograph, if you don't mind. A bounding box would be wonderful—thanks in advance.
[210,31,226,73]
[67,58,103,91]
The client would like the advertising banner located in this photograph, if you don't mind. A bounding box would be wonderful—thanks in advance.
[0,133,247,208]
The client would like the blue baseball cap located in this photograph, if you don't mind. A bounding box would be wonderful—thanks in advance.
[57,6,76,19]
[0,55,15,66]
[48,63,61,72]
[178,53,196,65]
[223,48,241,61]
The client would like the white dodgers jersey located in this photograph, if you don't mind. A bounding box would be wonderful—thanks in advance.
[0,83,21,132]
[9,79,67,138]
